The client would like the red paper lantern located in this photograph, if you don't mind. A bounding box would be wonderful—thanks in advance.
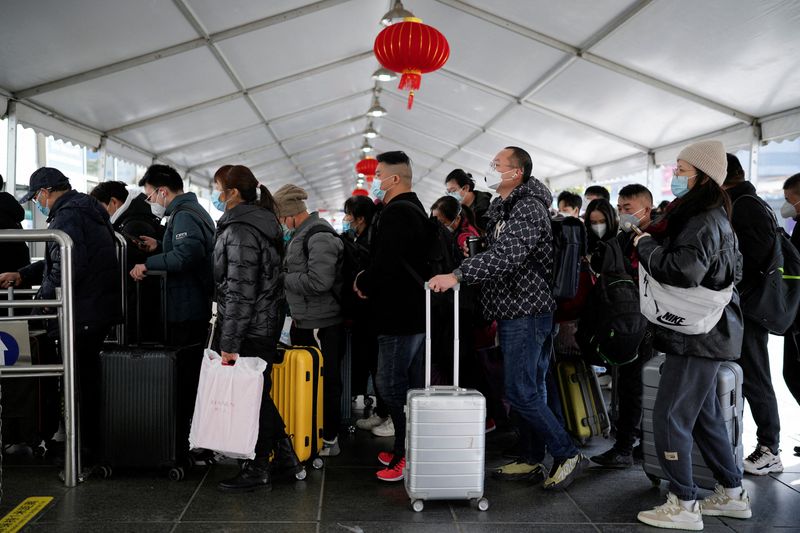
[374,18,449,109]
[352,188,369,197]
[355,157,378,178]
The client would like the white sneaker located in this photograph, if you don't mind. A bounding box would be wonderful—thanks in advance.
[356,414,387,431]
[637,493,703,531]
[318,437,340,457]
[701,484,752,519]
[371,417,395,437]
[744,445,783,475]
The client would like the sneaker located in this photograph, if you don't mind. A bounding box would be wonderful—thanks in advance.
[371,417,395,437]
[597,374,612,388]
[492,460,545,482]
[637,493,703,531]
[376,456,405,482]
[701,484,752,519]
[319,437,340,457]
[744,445,783,475]
[377,451,394,466]
[590,447,633,468]
[356,414,387,431]
[543,453,586,490]
[485,418,497,434]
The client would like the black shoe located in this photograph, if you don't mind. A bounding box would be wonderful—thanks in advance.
[217,458,271,493]
[272,437,303,477]
[590,447,633,468]
[794,446,800,457]
[190,448,216,466]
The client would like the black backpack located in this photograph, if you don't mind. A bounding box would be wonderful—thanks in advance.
[576,239,647,366]
[301,224,364,317]
[529,197,585,300]
[733,195,800,335]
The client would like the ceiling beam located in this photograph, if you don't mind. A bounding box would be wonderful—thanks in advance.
[14,0,351,99]
[435,0,754,124]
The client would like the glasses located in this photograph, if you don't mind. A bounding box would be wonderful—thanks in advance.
[145,188,160,202]
[490,161,516,172]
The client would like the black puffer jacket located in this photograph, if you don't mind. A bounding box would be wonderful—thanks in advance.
[211,204,285,363]
[0,191,30,275]
[18,189,122,332]
[637,206,743,361]
[113,192,164,268]
[470,190,493,232]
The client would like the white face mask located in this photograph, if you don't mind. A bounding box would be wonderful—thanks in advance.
[484,168,515,191]
[146,188,167,218]
[780,200,800,219]
[591,223,607,238]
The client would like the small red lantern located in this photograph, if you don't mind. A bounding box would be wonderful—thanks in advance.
[352,188,369,197]
[355,157,378,178]
[374,18,450,109]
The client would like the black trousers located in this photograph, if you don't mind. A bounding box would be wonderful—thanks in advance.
[350,322,389,418]
[168,319,210,456]
[613,328,655,454]
[783,332,800,407]
[73,323,113,461]
[254,365,289,457]
[292,324,343,441]
[739,319,780,453]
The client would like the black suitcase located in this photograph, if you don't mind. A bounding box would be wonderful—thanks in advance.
[98,272,201,480]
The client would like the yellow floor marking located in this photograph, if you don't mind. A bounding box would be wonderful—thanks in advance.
[0,496,53,533]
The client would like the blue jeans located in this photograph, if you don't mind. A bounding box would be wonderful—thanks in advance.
[498,314,577,461]
[376,333,425,456]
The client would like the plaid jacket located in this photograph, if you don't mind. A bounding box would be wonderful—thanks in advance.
[460,178,556,320]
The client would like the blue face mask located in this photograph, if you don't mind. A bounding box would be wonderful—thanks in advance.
[211,190,227,211]
[281,224,294,243]
[446,190,462,201]
[342,221,351,234]
[370,179,385,201]
[671,174,694,198]
[35,199,50,217]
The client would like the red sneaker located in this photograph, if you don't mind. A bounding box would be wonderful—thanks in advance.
[376,457,405,482]
[485,418,497,434]
[377,451,394,466]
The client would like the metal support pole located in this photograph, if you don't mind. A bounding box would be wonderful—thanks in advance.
[646,152,657,201]
[97,136,108,182]
[749,123,761,188]
[5,101,17,194]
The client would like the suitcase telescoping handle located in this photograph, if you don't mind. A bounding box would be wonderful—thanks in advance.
[423,282,460,389]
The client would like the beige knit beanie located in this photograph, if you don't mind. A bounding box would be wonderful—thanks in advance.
[676,140,728,187]
[273,184,308,217]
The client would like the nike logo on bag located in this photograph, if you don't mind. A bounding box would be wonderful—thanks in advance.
[657,312,686,326]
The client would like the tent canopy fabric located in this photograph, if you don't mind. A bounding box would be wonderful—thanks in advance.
[2,0,799,209]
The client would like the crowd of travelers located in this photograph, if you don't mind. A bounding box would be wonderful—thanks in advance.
[1,137,800,530]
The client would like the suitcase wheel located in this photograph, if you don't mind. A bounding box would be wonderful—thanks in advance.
[168,466,185,481]
[476,498,490,512]
[312,457,324,470]
[411,499,424,513]
[94,465,113,479]
[646,473,661,487]
[295,467,307,481]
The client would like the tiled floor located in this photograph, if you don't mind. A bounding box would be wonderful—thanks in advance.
[2,336,799,532]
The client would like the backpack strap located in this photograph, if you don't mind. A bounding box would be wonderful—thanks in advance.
[732,194,779,230]
[169,203,216,251]
[299,223,343,304]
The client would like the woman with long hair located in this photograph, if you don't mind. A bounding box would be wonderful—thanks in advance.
[634,141,750,529]
[210,164,302,493]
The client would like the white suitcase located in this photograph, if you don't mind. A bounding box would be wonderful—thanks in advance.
[404,283,489,513]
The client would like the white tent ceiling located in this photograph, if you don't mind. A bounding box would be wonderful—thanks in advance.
[2,0,799,211]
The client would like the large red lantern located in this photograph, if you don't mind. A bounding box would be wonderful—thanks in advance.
[351,188,369,197]
[355,157,378,179]
[373,18,450,109]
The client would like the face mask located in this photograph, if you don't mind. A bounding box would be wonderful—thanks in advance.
[619,207,646,233]
[147,189,167,218]
[371,176,396,201]
[671,174,694,198]
[484,168,514,191]
[211,190,227,212]
[780,200,800,219]
[591,223,607,238]
[342,220,351,234]
[281,224,294,243]
[35,196,50,217]
[558,211,574,218]
[446,190,463,201]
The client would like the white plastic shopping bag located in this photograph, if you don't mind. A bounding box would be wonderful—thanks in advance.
[189,349,267,459]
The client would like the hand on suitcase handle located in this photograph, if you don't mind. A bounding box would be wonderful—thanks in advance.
[427,274,459,293]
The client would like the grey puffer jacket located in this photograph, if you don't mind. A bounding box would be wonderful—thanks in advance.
[212,204,285,362]
[284,212,343,329]
[637,206,744,361]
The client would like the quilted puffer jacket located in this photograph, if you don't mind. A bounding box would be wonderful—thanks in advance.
[212,203,285,362]
[637,205,743,361]
[460,178,556,321]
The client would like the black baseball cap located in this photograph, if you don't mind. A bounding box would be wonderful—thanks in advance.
[19,167,70,203]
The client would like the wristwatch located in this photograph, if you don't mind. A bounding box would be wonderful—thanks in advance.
[452,268,463,283]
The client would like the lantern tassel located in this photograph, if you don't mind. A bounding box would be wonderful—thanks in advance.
[407,90,414,109]
[398,71,421,91]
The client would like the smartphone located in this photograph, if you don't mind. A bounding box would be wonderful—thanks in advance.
[122,231,144,246]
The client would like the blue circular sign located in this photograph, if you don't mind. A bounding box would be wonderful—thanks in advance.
[0,331,20,366]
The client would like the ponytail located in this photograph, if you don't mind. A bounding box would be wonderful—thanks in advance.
[257,184,277,213]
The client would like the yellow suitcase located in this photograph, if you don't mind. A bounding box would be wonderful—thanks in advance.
[270,345,324,466]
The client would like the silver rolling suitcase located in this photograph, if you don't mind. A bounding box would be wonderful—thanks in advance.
[641,353,744,490]
[404,283,489,513]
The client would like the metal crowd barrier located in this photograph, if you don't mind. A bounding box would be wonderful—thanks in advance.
[0,229,79,487]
